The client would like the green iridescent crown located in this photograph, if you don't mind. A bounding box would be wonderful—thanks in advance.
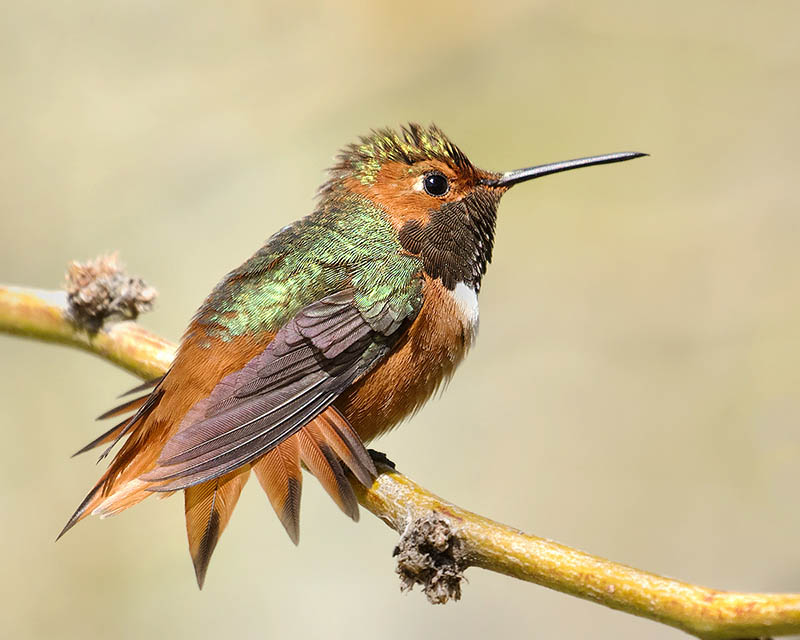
[322,123,472,194]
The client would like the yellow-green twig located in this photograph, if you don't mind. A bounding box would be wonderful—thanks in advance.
[2,282,799,639]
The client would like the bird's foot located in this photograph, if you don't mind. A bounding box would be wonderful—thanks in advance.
[367,449,396,470]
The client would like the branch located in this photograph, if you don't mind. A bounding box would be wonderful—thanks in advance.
[2,278,800,639]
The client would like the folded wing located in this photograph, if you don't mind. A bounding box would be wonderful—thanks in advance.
[143,289,406,490]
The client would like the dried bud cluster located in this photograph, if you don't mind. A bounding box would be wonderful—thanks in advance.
[394,512,465,604]
[65,253,157,331]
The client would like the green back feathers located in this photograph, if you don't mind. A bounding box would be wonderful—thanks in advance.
[199,193,422,341]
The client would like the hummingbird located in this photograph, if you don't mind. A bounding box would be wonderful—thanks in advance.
[60,124,645,587]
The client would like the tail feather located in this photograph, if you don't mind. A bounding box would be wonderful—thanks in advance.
[92,479,164,518]
[72,388,158,458]
[96,393,151,421]
[98,389,164,460]
[71,416,130,457]
[185,468,250,588]
[296,421,359,521]
[57,480,104,540]
[252,437,303,544]
[118,376,164,398]
[60,394,168,538]
[249,406,375,543]
[61,372,376,587]
[58,471,158,538]
[317,408,377,486]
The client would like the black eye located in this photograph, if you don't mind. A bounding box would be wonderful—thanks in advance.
[423,172,449,197]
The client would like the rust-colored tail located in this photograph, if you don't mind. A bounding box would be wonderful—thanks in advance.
[185,468,250,588]
[253,438,303,544]
[61,381,376,586]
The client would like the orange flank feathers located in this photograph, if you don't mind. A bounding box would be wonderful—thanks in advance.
[336,276,474,443]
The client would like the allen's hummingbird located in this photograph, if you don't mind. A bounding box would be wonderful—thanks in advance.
[61,124,645,586]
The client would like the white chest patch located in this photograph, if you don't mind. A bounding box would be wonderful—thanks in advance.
[449,281,480,335]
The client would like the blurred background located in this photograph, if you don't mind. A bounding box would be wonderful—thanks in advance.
[2,1,799,638]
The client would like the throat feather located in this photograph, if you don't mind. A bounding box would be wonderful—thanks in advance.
[397,188,499,291]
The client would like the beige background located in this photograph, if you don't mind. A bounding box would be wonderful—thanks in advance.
[2,2,799,638]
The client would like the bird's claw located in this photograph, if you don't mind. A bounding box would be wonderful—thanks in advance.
[368,449,396,469]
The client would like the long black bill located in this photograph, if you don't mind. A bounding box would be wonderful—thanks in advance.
[483,151,647,188]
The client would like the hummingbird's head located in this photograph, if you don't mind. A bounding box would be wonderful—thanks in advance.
[322,123,645,291]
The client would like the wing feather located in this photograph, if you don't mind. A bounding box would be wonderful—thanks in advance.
[142,289,406,490]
